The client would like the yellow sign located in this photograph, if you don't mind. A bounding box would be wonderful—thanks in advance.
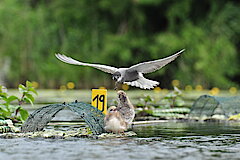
[91,89,107,115]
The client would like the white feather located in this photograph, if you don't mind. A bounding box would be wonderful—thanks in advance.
[55,53,118,74]
[124,73,159,89]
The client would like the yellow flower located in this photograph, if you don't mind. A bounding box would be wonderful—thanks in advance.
[209,87,220,96]
[32,81,39,88]
[229,87,237,94]
[154,87,161,93]
[195,85,203,91]
[185,85,192,91]
[60,85,67,90]
[172,79,180,87]
[67,82,75,89]
[122,84,129,91]
[228,113,240,121]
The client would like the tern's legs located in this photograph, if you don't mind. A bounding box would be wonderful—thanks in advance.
[114,82,119,90]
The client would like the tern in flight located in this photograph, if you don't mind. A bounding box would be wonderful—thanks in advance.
[55,49,185,89]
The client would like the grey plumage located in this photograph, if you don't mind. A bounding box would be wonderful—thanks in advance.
[55,49,184,89]
[116,90,135,129]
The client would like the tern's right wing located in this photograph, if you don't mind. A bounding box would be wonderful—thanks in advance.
[55,53,118,74]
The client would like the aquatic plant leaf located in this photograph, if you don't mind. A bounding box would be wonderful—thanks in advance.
[24,93,35,105]
[19,108,29,121]
[175,97,185,107]
[0,92,7,100]
[6,96,19,104]
[26,81,32,88]
[28,88,38,95]
[18,84,27,93]
[144,95,153,103]
[0,106,11,117]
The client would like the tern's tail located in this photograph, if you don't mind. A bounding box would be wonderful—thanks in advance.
[124,76,159,89]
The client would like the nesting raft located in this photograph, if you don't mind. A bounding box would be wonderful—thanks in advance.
[21,102,105,135]
[189,95,240,119]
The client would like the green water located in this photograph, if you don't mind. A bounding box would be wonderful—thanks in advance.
[1,90,240,160]
[1,121,240,160]
[134,121,240,137]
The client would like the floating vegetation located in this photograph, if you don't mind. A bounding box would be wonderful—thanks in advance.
[228,113,240,121]
[0,128,91,139]
[152,108,190,119]
[21,101,105,135]
[98,131,137,138]
[153,108,190,114]
[0,128,136,139]
[0,126,15,133]
[0,120,20,133]
[0,119,10,125]
[136,86,188,119]
[189,95,240,120]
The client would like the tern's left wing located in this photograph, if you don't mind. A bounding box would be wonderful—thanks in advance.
[128,49,185,74]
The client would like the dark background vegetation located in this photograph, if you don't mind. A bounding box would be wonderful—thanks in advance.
[0,0,239,89]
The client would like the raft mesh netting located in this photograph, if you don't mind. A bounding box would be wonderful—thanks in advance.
[189,95,240,118]
[21,102,105,134]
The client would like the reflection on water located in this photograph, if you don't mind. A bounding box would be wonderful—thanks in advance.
[134,121,240,137]
[1,121,240,160]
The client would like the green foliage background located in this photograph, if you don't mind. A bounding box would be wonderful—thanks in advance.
[0,0,239,89]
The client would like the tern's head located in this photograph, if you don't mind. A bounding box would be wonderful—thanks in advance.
[107,106,117,113]
[112,72,121,81]
[117,90,127,102]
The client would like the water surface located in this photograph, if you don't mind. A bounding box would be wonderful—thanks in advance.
[1,121,240,160]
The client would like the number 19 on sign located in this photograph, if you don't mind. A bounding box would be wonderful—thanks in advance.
[91,89,107,115]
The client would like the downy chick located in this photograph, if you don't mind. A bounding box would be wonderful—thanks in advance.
[116,90,135,129]
[104,106,127,133]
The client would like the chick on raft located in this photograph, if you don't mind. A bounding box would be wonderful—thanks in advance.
[116,90,135,129]
[104,106,127,133]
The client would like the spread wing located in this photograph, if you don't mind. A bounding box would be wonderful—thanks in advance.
[128,49,185,74]
[55,53,118,74]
